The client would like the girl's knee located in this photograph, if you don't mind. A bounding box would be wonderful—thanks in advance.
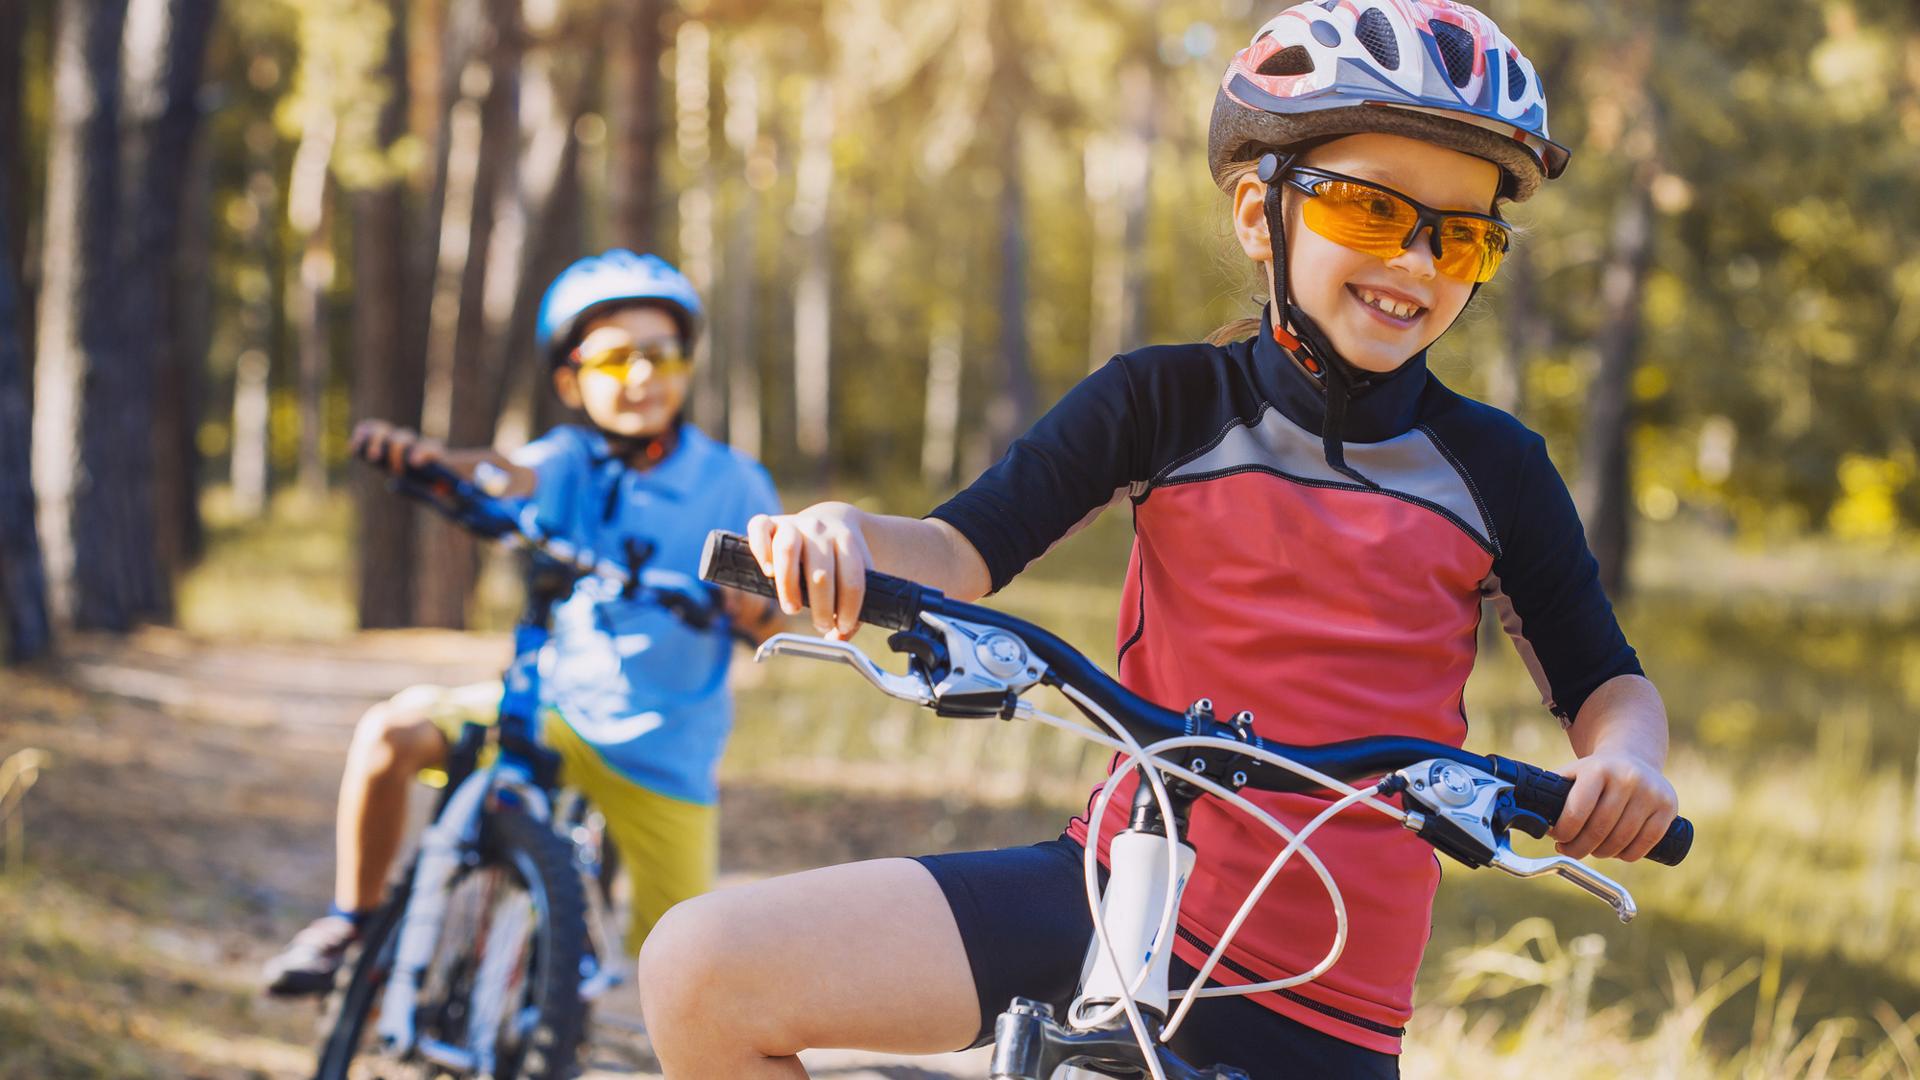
[637,894,747,1034]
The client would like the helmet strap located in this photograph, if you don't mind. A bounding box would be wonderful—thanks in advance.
[599,416,682,472]
[1258,152,1379,490]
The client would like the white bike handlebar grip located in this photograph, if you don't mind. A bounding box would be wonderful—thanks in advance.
[1072,831,1196,1026]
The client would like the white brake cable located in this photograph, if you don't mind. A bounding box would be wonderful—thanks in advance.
[1029,688,1414,1055]
[1045,691,1184,1080]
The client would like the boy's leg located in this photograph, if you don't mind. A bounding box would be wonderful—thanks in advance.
[263,684,469,996]
[540,717,717,950]
[333,686,455,911]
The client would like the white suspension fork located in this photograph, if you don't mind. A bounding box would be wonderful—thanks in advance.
[376,766,495,1055]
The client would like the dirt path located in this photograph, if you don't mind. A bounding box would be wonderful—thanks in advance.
[0,629,1050,1079]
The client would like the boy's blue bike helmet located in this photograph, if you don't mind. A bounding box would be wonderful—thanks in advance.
[535,249,704,366]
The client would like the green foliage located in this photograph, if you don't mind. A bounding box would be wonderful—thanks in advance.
[155,0,1920,537]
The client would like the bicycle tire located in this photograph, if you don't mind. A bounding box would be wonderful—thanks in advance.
[313,874,410,1080]
[310,811,588,1080]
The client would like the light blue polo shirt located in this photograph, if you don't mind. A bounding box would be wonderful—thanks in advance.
[510,424,780,805]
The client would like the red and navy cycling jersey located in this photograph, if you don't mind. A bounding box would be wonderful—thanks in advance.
[928,312,1640,1053]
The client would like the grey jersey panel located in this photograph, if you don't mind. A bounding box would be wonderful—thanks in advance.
[1162,404,1497,551]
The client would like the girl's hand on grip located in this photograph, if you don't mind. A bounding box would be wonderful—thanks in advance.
[746,503,873,640]
[1549,751,1678,862]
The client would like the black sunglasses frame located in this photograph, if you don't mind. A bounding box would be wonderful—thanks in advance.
[1283,165,1512,265]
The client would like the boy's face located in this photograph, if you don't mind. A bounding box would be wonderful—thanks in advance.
[552,305,690,439]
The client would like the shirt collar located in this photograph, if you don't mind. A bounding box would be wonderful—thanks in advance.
[578,423,709,501]
[1250,306,1431,443]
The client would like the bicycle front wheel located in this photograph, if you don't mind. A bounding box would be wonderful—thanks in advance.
[313,810,588,1079]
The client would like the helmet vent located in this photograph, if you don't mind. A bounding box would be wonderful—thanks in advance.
[1353,8,1400,70]
[1257,45,1315,77]
[1430,21,1476,88]
[1505,53,1528,98]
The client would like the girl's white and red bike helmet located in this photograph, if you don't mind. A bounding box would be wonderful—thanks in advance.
[1208,0,1570,201]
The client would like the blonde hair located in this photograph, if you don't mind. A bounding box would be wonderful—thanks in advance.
[1207,158,1270,347]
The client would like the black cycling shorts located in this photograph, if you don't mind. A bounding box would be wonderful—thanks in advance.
[912,837,1399,1080]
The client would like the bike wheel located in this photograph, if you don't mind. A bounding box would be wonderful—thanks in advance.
[312,811,588,1080]
[313,877,410,1080]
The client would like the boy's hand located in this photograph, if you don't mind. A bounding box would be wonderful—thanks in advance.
[746,503,872,640]
[350,420,445,476]
[1548,750,1678,862]
[721,588,785,645]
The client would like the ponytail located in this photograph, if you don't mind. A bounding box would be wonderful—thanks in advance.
[1206,315,1264,347]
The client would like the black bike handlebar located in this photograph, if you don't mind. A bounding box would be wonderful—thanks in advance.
[370,457,722,628]
[699,530,1693,867]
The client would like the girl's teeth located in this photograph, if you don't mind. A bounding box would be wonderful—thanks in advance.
[1359,289,1420,319]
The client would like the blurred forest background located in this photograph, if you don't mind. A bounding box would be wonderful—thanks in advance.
[2,0,1919,648]
[2,0,1920,1077]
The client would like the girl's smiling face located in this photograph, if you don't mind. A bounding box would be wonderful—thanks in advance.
[1233,132,1502,374]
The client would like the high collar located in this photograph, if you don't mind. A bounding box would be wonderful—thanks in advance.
[1251,307,1431,444]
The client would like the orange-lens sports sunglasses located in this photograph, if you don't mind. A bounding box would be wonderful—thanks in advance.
[1286,167,1511,285]
[571,339,692,382]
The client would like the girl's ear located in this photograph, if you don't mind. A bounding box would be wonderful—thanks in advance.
[552,364,584,408]
[1233,173,1273,263]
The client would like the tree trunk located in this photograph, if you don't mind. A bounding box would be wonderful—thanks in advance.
[33,0,147,631]
[608,0,664,251]
[0,0,32,362]
[920,307,962,489]
[1577,173,1655,598]
[352,0,424,630]
[1575,31,1660,599]
[414,0,520,628]
[986,0,1033,457]
[482,0,597,437]
[1487,241,1544,417]
[0,201,49,661]
[1087,57,1153,370]
[674,17,720,436]
[286,104,336,502]
[230,144,283,520]
[790,79,833,476]
[153,48,215,576]
[720,58,763,459]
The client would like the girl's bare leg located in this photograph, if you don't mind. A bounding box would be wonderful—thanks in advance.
[637,857,978,1079]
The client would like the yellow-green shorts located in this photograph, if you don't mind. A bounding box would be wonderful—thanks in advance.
[391,681,718,951]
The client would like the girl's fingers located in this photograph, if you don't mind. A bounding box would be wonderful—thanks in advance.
[1591,798,1655,860]
[1618,805,1677,863]
[747,515,778,577]
[768,523,805,615]
[800,526,839,634]
[1558,782,1627,859]
[1549,761,1595,845]
[830,531,867,639]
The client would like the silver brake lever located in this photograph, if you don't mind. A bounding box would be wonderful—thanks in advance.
[754,633,934,706]
[1489,836,1637,923]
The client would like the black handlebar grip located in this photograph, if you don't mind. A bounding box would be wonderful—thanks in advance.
[698,530,927,633]
[1496,756,1693,866]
